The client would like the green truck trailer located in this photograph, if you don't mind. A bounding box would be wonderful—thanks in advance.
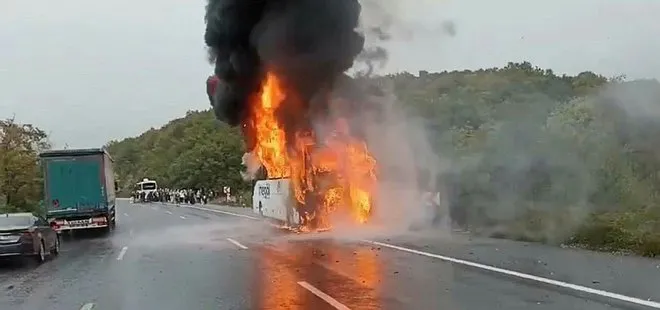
[39,148,117,233]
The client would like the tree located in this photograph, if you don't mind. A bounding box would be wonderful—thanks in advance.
[106,110,247,195]
[0,118,50,213]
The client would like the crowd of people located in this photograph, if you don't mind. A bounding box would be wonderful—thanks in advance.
[131,188,217,205]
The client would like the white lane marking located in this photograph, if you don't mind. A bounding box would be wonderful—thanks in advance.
[364,240,660,309]
[123,213,129,217]
[80,303,95,310]
[297,281,350,310]
[116,246,128,261]
[165,211,173,215]
[129,229,134,236]
[226,238,248,250]
[179,216,186,220]
[183,205,258,220]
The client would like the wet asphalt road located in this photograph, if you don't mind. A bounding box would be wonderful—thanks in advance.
[1,200,659,310]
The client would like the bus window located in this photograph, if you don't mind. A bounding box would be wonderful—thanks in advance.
[141,182,157,191]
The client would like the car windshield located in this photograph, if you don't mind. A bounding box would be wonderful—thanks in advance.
[0,215,33,227]
[142,182,156,190]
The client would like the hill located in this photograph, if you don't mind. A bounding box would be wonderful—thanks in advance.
[106,62,660,256]
[106,110,247,196]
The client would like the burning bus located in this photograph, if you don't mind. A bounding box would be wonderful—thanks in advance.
[204,0,379,232]
[208,73,376,231]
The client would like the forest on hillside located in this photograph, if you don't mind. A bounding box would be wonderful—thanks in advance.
[106,62,659,256]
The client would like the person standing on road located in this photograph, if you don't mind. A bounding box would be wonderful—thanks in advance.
[189,189,196,205]
[201,188,208,204]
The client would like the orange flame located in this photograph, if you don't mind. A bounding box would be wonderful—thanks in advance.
[249,71,377,229]
[252,73,289,179]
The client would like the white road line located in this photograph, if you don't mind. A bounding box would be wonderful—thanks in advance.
[123,213,129,217]
[80,303,95,310]
[129,229,134,236]
[165,211,173,215]
[116,246,128,261]
[364,240,660,309]
[226,238,248,250]
[179,216,186,220]
[297,281,350,310]
[183,205,259,220]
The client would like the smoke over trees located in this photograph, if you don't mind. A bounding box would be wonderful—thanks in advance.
[204,0,366,145]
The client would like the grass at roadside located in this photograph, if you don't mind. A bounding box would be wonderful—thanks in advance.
[476,208,660,258]
[569,209,660,257]
[211,189,252,208]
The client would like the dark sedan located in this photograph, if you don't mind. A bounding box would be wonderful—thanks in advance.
[0,212,60,263]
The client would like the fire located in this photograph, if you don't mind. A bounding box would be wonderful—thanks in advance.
[248,71,377,230]
[252,72,289,179]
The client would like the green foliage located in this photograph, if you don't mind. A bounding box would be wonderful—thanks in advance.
[107,62,660,256]
[0,118,50,214]
[394,63,659,256]
[106,110,248,196]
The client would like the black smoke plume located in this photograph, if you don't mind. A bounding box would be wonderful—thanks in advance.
[204,0,366,147]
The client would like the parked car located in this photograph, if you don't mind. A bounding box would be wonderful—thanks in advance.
[0,212,60,263]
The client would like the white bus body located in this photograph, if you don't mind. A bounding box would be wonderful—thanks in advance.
[135,178,158,201]
[252,179,300,227]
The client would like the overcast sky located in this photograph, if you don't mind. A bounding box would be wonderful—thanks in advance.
[2,0,660,148]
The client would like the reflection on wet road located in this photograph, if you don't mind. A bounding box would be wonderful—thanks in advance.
[254,240,383,310]
[1,200,659,310]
